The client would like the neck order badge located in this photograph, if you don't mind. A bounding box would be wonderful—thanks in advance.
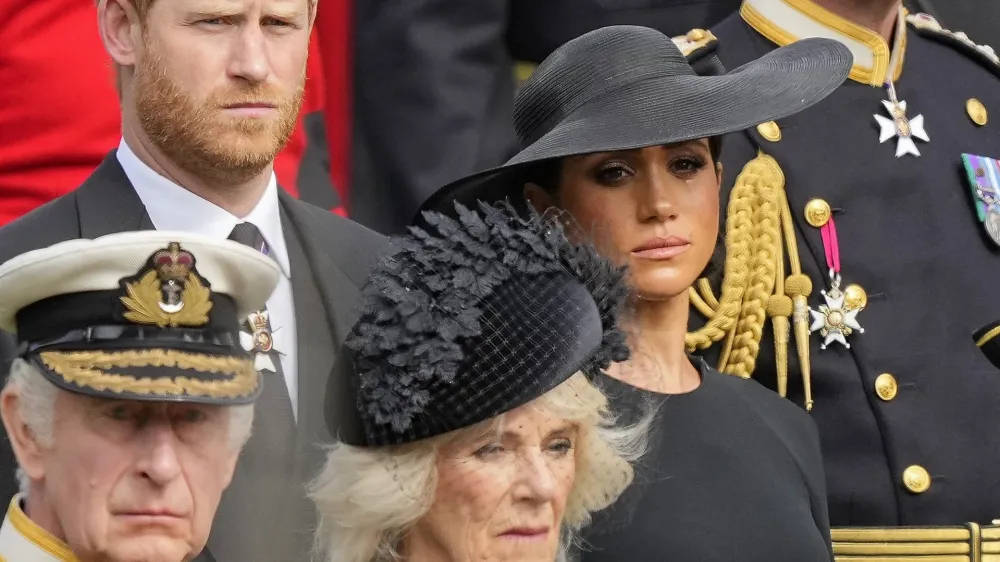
[874,81,929,158]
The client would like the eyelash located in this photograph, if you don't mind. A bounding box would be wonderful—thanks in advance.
[198,18,294,27]
[472,439,574,459]
[593,155,708,185]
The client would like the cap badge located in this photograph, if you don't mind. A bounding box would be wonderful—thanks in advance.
[120,242,213,327]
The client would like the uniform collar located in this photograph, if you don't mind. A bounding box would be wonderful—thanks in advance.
[116,139,291,278]
[0,495,77,562]
[741,0,907,86]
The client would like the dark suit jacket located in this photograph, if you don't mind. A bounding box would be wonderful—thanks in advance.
[350,0,743,234]
[0,152,391,561]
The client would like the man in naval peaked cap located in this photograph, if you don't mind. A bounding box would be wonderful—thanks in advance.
[0,231,280,562]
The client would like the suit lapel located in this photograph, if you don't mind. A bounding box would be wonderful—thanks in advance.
[278,192,362,471]
[76,151,154,237]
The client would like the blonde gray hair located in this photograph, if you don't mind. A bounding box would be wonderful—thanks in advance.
[309,372,652,562]
[4,358,255,494]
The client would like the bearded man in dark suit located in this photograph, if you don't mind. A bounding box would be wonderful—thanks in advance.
[0,0,390,560]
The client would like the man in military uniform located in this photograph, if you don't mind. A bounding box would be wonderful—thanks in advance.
[350,0,744,234]
[679,0,1000,558]
[0,231,280,561]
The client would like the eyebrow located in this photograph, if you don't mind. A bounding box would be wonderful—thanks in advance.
[267,5,307,19]
[585,140,708,158]
[184,3,305,20]
[500,422,577,442]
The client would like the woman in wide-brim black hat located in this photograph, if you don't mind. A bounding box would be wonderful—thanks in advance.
[418,25,852,561]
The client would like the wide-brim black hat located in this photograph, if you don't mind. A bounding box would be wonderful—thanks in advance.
[417,25,853,217]
[0,232,281,405]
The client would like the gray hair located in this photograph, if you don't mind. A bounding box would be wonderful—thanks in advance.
[308,372,654,562]
[5,358,255,495]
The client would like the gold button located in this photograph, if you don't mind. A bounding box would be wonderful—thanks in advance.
[903,465,931,494]
[843,284,868,311]
[804,198,832,228]
[757,121,782,142]
[967,98,988,126]
[874,373,898,401]
[687,28,706,41]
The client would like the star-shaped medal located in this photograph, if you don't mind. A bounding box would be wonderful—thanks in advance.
[810,286,864,350]
[874,99,929,158]
[240,310,278,373]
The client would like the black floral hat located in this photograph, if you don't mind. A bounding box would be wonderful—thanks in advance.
[329,202,631,446]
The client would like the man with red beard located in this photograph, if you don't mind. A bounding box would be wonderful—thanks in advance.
[0,1,341,226]
[0,1,390,560]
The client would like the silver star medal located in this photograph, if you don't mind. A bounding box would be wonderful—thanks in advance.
[240,310,278,373]
[874,82,928,157]
[810,271,864,350]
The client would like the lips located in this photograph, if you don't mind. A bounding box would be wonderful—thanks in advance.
[222,102,276,109]
[115,507,185,518]
[631,235,691,260]
[499,527,550,539]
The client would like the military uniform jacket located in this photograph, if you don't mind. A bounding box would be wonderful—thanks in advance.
[702,0,1000,526]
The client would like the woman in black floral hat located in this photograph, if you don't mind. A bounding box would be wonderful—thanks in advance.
[310,202,652,562]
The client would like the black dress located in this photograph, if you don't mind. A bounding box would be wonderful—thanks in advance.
[577,358,832,562]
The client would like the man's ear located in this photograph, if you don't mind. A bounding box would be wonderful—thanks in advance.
[1,387,48,484]
[308,0,318,30]
[98,0,144,68]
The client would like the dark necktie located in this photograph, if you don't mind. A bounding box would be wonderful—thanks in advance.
[227,222,294,419]
[212,222,297,561]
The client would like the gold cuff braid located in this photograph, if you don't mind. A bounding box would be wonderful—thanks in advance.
[832,522,1000,561]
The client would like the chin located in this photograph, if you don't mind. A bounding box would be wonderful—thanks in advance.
[628,259,702,297]
[631,274,697,302]
[489,541,560,562]
[103,536,192,562]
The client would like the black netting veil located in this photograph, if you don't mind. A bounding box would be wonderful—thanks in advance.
[334,201,631,447]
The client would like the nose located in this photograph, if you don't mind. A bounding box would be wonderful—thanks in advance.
[227,24,271,84]
[512,452,558,504]
[134,424,183,486]
[637,166,679,223]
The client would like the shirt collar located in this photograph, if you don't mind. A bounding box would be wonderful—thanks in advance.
[741,0,908,87]
[0,495,78,562]
[117,139,291,277]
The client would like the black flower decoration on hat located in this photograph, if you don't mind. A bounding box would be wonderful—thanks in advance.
[345,201,631,436]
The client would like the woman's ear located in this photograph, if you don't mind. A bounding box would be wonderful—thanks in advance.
[715,161,724,190]
[523,183,556,214]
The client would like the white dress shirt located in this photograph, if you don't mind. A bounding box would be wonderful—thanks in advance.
[117,140,300,419]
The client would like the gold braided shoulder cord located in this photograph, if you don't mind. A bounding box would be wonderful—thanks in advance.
[687,152,815,409]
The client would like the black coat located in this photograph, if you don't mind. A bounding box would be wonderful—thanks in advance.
[579,360,832,561]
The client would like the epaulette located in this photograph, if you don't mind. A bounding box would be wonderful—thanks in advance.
[906,13,1000,79]
[672,28,717,57]
[672,28,726,77]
